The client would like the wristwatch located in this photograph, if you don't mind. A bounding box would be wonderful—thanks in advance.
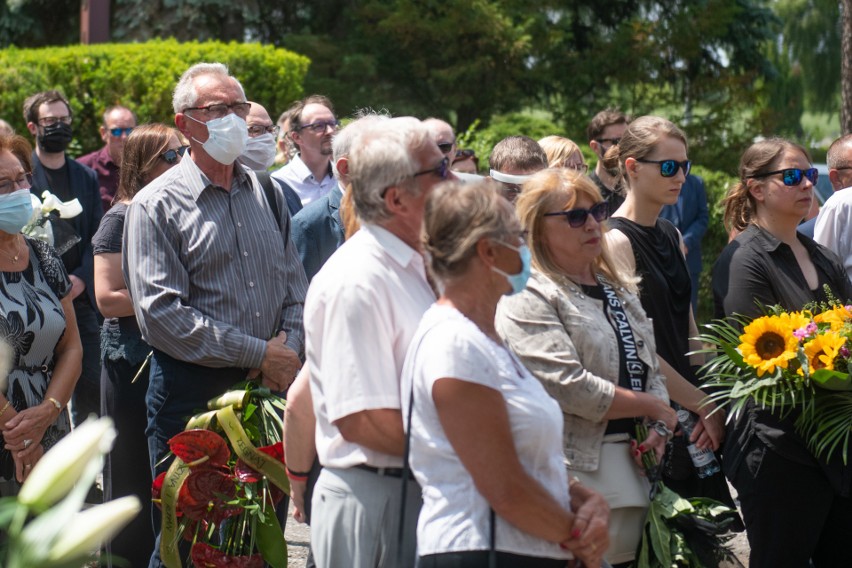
[651,420,673,439]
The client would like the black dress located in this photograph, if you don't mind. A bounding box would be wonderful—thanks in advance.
[609,217,736,505]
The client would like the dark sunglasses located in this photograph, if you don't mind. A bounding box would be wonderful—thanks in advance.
[109,127,134,137]
[413,156,451,180]
[160,145,189,165]
[543,201,610,228]
[635,158,691,178]
[437,142,455,154]
[455,149,476,159]
[749,167,818,187]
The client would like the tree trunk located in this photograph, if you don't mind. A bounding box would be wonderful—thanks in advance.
[842,0,852,134]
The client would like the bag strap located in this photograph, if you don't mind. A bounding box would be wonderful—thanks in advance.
[254,170,281,227]
[399,326,498,567]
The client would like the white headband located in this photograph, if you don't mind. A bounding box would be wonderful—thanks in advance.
[489,169,533,185]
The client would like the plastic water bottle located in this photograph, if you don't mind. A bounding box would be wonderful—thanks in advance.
[676,409,721,478]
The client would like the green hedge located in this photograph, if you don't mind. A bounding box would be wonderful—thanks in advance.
[0,39,309,155]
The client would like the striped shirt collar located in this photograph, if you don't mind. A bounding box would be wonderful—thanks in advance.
[180,153,254,202]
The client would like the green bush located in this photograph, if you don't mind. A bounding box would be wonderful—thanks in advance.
[456,112,560,173]
[0,39,309,155]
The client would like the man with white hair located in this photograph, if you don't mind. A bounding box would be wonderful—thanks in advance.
[123,62,308,567]
[423,117,456,159]
[302,117,452,567]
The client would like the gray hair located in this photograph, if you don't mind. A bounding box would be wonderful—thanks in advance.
[331,113,389,179]
[172,62,245,114]
[349,117,433,224]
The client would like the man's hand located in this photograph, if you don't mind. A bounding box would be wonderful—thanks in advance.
[69,275,85,300]
[259,331,301,391]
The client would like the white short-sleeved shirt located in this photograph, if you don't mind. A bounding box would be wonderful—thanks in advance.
[306,223,436,468]
[401,304,571,560]
[814,186,852,280]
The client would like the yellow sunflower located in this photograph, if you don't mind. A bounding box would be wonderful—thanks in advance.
[813,306,852,331]
[804,332,847,373]
[739,315,800,376]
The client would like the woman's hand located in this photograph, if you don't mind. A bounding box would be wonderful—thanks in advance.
[562,481,610,568]
[13,442,44,483]
[647,397,678,432]
[632,428,668,467]
[2,403,55,461]
[691,403,725,451]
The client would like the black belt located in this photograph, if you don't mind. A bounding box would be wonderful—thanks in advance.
[355,464,415,480]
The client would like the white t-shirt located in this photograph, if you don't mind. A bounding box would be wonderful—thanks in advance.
[814,186,852,280]
[306,223,436,468]
[402,304,571,560]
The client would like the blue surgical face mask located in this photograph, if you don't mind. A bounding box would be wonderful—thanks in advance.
[491,242,531,295]
[0,189,33,235]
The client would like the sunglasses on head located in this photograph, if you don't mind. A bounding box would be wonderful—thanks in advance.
[109,127,134,137]
[160,145,189,165]
[543,201,610,228]
[635,158,691,178]
[748,167,818,187]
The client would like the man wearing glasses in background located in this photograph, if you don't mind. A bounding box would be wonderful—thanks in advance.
[123,63,308,567]
[23,90,103,431]
[586,108,630,214]
[272,94,339,206]
[77,105,137,213]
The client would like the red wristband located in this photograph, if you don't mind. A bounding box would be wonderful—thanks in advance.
[286,467,309,482]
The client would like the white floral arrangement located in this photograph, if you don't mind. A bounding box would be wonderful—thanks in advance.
[21,191,83,253]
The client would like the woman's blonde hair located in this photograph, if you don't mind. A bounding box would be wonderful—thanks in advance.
[423,179,516,282]
[516,168,639,293]
[722,137,811,233]
[601,115,687,192]
[538,135,583,168]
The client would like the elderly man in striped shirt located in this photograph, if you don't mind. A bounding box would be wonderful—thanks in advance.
[123,62,308,567]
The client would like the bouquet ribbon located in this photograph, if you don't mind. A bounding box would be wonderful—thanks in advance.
[159,458,190,568]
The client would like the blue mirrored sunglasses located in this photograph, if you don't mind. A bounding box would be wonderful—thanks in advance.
[635,158,691,178]
[749,167,818,187]
[109,127,134,137]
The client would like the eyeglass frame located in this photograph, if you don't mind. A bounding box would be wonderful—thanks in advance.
[247,124,281,138]
[595,137,620,147]
[160,145,189,165]
[748,167,818,187]
[295,119,341,133]
[37,115,73,127]
[635,158,692,178]
[543,201,610,228]
[437,142,455,154]
[182,102,252,119]
[413,156,451,180]
[0,172,33,194]
[108,127,134,137]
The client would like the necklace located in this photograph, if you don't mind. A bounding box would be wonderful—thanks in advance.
[0,237,23,263]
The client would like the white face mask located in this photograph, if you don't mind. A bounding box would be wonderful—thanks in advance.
[239,132,277,170]
[186,113,248,165]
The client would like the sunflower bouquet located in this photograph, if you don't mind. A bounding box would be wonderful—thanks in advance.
[697,295,852,463]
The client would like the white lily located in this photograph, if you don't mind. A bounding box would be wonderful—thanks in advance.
[45,496,141,564]
[40,190,82,218]
[17,417,116,511]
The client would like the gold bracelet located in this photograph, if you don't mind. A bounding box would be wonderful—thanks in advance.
[0,400,11,418]
[46,397,62,411]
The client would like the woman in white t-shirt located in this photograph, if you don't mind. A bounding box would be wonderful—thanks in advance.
[402,180,610,568]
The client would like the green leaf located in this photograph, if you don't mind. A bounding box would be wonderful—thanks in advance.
[255,507,288,568]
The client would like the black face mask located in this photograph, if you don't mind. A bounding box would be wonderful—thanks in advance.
[37,122,73,154]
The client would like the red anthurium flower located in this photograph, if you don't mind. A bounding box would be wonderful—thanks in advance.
[178,469,241,523]
[234,441,285,483]
[168,429,230,468]
[190,542,264,568]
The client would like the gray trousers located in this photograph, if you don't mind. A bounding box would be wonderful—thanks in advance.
[311,466,421,568]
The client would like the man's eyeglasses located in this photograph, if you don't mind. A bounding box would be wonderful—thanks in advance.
[635,158,691,178]
[437,142,455,154]
[0,172,33,194]
[183,102,251,119]
[413,157,451,180]
[38,116,72,127]
[108,127,134,137]
[595,137,620,147]
[561,161,589,173]
[543,201,610,228]
[749,167,818,187]
[296,120,340,133]
[248,124,281,138]
[160,146,189,165]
